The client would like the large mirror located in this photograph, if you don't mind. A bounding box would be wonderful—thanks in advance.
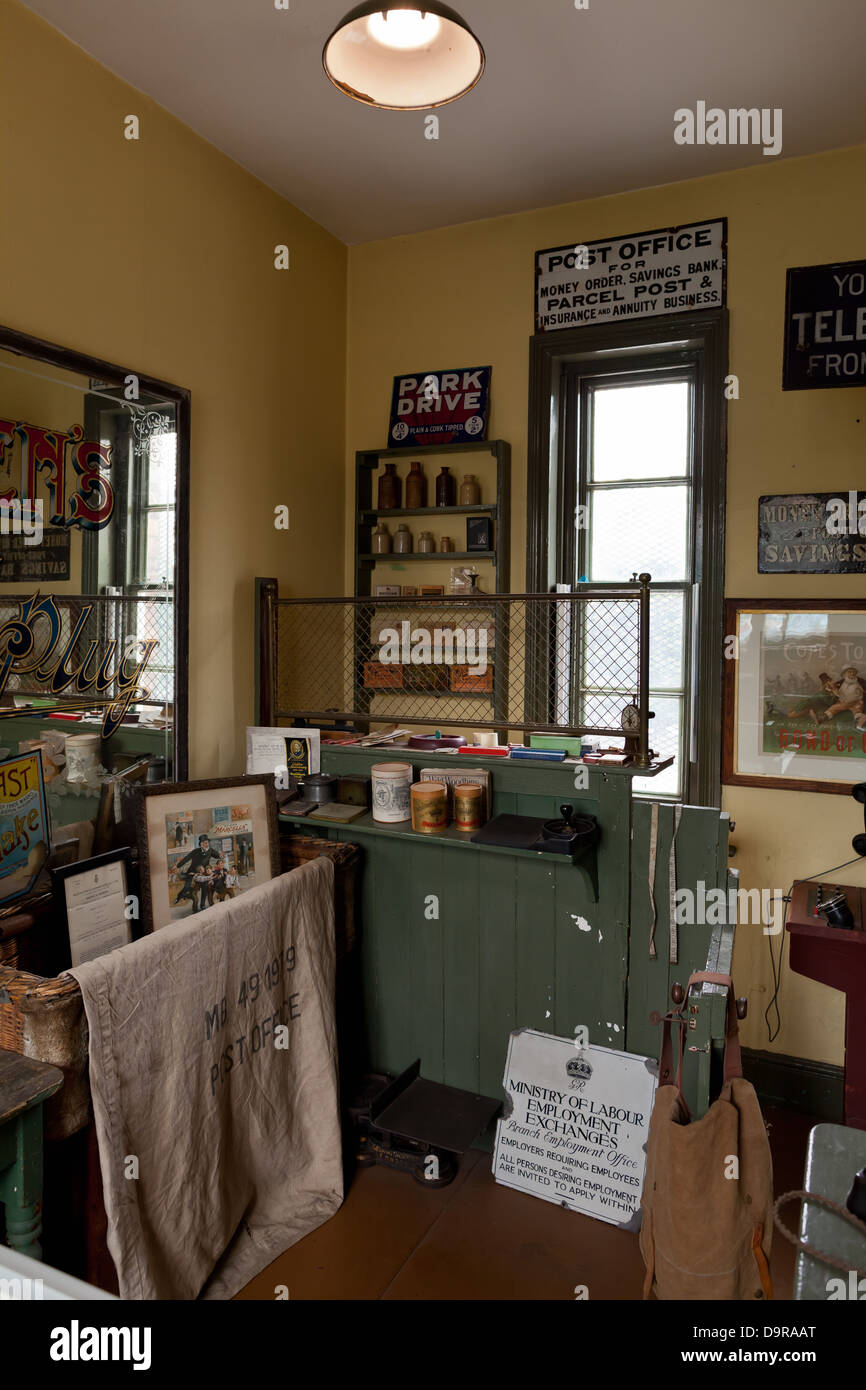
[0,325,189,822]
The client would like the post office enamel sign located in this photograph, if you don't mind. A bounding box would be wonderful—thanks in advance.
[535,218,726,331]
[493,1029,657,1229]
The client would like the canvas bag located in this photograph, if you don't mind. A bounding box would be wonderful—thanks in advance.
[640,970,774,1300]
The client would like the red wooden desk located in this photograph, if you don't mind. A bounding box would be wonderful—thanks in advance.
[787,881,866,1130]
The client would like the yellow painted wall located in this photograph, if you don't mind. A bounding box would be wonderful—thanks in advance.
[346,146,866,1065]
[0,0,347,774]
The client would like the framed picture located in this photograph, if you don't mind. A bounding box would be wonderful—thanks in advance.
[134,775,279,930]
[374,584,401,598]
[50,847,136,969]
[419,584,445,597]
[723,599,866,794]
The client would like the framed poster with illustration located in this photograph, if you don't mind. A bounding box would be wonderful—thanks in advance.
[723,599,866,794]
[134,775,279,931]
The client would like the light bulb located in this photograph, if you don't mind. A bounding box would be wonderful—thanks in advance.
[366,9,442,50]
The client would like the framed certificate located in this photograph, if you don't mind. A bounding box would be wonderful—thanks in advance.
[51,848,136,968]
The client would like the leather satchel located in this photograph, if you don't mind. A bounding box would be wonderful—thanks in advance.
[640,971,774,1300]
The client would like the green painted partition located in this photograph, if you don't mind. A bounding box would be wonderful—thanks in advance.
[281,748,731,1115]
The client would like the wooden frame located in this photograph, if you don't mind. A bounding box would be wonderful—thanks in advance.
[527,310,728,806]
[0,322,191,780]
[50,847,136,970]
[723,597,866,795]
[133,775,279,932]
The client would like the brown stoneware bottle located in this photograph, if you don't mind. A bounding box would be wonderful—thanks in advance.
[436,466,455,507]
[378,462,401,510]
[405,461,427,509]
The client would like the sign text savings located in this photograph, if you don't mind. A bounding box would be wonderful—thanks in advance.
[0,418,115,529]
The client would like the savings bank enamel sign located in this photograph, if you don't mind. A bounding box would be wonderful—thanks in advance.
[387,367,491,447]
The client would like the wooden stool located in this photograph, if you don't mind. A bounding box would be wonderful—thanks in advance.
[0,1049,63,1260]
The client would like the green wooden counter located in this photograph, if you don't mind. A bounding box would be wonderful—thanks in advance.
[281,748,732,1116]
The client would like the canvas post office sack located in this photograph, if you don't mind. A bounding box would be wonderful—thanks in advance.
[640,970,774,1301]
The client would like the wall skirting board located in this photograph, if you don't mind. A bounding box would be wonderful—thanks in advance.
[742,1048,844,1123]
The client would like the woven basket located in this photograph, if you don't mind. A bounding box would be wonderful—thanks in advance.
[279,833,361,962]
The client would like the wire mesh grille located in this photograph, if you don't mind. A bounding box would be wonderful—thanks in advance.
[0,591,174,707]
[272,589,647,739]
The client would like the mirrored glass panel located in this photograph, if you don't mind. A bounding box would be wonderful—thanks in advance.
[0,329,188,826]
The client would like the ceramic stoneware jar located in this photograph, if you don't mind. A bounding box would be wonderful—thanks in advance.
[418,531,435,553]
[459,474,481,505]
[371,522,392,554]
[371,761,413,823]
[405,461,427,509]
[394,523,413,553]
[440,536,455,553]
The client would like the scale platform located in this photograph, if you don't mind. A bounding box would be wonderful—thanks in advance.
[352,1060,501,1187]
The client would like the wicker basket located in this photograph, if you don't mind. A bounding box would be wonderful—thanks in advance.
[279,833,361,962]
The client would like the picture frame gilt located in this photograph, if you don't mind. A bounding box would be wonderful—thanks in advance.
[134,775,279,931]
[723,598,866,795]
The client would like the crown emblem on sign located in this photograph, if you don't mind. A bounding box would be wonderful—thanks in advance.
[566,1058,593,1081]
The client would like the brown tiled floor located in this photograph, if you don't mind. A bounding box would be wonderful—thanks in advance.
[237,1103,817,1301]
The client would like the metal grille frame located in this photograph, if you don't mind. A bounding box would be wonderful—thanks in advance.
[256,575,653,765]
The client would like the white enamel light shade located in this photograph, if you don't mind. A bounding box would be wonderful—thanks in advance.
[323,3,485,110]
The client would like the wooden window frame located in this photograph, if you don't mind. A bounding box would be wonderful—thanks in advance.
[526,311,728,806]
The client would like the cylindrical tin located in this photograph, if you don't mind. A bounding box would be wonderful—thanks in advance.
[472,730,498,748]
[410,781,448,834]
[371,761,413,823]
[298,773,337,805]
[454,782,483,832]
[65,732,101,785]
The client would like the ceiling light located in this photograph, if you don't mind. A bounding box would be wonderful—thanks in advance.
[323,3,485,111]
[366,10,441,49]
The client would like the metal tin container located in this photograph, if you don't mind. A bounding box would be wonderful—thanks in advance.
[337,774,371,807]
[298,773,337,805]
[410,781,448,834]
[454,782,483,832]
[371,762,413,823]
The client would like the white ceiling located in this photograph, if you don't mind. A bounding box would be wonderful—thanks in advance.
[20,0,866,244]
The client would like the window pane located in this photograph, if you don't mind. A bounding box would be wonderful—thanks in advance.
[589,486,689,582]
[591,382,690,481]
[581,691,631,734]
[649,590,685,688]
[632,695,683,797]
[147,430,177,505]
[144,509,174,585]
